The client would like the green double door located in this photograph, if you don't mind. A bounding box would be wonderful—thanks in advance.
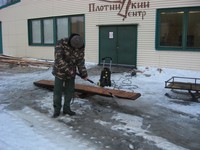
[99,25,137,67]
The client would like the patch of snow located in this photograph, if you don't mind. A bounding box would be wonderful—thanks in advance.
[1,64,200,150]
[0,106,98,150]
[111,113,188,150]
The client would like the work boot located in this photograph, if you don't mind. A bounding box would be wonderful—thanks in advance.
[63,110,76,116]
[52,112,60,118]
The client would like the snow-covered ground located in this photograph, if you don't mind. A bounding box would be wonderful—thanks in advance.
[0,63,200,150]
[0,105,97,150]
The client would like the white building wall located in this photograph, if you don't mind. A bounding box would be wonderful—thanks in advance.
[0,0,200,70]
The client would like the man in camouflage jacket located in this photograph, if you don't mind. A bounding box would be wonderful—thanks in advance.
[52,33,88,118]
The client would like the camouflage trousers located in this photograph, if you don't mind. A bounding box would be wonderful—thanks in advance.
[53,76,75,114]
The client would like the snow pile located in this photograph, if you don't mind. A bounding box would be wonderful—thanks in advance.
[0,106,98,150]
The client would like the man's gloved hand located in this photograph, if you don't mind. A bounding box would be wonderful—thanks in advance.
[83,77,88,81]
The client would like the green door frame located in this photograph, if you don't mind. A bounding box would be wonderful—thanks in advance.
[0,22,2,54]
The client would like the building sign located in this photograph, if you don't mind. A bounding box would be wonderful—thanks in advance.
[89,0,150,21]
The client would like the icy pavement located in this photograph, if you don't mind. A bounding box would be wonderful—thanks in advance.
[0,105,98,150]
[0,63,200,150]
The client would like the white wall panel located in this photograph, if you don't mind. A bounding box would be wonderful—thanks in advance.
[0,0,200,70]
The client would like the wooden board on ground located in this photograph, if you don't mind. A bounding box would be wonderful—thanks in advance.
[0,55,52,67]
[33,80,141,101]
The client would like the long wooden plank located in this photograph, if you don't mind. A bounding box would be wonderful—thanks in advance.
[0,55,52,67]
[33,80,141,100]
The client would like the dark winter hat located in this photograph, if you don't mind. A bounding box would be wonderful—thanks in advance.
[70,35,84,49]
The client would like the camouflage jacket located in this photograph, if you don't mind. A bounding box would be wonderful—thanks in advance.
[52,38,88,80]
